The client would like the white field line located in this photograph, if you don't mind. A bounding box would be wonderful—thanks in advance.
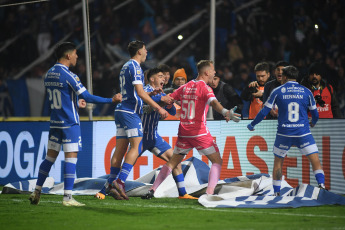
[11,198,344,219]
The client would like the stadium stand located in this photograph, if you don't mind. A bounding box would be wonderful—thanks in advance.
[0,0,344,117]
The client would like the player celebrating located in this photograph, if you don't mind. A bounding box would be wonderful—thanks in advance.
[141,60,241,199]
[101,41,170,200]
[247,66,326,195]
[29,42,122,206]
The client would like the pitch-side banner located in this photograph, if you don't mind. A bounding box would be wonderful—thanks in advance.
[92,120,345,194]
[0,122,93,184]
[1,120,344,194]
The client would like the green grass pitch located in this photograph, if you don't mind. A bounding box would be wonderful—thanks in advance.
[0,188,344,230]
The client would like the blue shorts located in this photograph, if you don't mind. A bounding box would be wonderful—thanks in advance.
[273,133,318,158]
[48,125,82,152]
[115,111,143,139]
[139,134,171,157]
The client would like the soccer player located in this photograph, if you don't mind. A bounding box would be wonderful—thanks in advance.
[29,42,122,206]
[103,41,170,200]
[95,68,196,200]
[247,66,326,196]
[141,60,241,199]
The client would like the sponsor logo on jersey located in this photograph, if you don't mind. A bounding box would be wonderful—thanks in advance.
[50,120,65,124]
[181,94,198,99]
[46,72,60,79]
[282,123,305,127]
[62,139,72,143]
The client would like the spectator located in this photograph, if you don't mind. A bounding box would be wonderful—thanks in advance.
[210,74,243,120]
[263,61,289,119]
[227,37,244,64]
[164,68,187,120]
[241,62,271,119]
[164,68,187,94]
[300,62,342,118]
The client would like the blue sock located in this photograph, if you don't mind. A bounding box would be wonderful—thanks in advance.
[273,180,281,193]
[99,167,120,194]
[64,158,77,197]
[173,173,187,196]
[314,169,325,185]
[118,163,133,183]
[36,156,56,189]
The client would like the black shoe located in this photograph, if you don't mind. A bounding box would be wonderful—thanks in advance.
[141,189,154,199]
[318,183,328,190]
[273,192,280,196]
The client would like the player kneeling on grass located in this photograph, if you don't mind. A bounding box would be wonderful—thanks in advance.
[247,65,326,196]
[95,68,197,200]
[141,60,241,199]
[29,42,122,207]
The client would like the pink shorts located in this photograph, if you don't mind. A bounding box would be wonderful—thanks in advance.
[173,133,219,156]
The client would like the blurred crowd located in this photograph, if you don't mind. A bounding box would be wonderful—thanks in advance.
[0,0,344,117]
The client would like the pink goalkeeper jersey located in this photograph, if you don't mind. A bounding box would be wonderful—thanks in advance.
[170,80,216,137]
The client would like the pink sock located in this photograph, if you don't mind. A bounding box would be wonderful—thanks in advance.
[151,164,172,191]
[206,163,221,195]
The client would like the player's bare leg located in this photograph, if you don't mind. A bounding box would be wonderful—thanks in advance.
[307,153,326,189]
[272,156,284,196]
[111,138,130,168]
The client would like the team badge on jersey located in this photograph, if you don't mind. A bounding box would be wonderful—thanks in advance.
[75,77,80,81]
[136,69,141,74]
[208,88,213,92]
[281,87,286,93]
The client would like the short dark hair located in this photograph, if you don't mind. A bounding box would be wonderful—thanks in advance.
[147,67,163,81]
[54,42,76,60]
[197,60,213,73]
[282,66,299,80]
[127,40,145,57]
[157,64,170,73]
[275,61,289,69]
[254,62,270,72]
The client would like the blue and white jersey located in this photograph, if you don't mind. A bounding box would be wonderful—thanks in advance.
[265,81,317,136]
[115,59,144,115]
[44,63,85,128]
[44,63,112,128]
[141,84,176,140]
